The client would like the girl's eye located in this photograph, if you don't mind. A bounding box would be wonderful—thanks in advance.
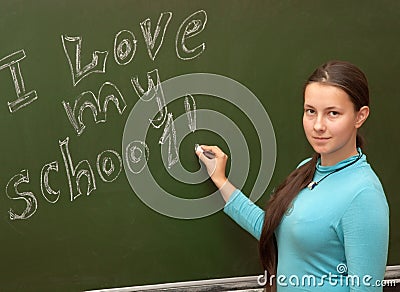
[329,111,340,117]
[305,109,315,115]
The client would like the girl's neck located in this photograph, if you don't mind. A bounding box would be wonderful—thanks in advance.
[320,147,359,166]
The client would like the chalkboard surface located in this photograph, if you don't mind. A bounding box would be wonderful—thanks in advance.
[0,1,399,291]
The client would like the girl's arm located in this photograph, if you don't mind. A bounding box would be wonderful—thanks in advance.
[196,145,265,240]
[340,188,389,291]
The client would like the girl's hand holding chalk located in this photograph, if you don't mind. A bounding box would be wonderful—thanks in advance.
[195,144,228,188]
[195,144,236,202]
[195,144,216,159]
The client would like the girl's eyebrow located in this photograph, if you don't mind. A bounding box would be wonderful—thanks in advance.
[304,104,341,110]
[325,106,341,111]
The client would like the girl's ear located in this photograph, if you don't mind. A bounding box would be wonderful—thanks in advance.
[355,106,370,128]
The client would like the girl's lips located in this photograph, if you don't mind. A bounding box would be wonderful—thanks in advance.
[313,137,331,139]
[312,136,331,142]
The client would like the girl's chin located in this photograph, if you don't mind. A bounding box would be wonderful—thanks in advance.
[311,145,330,154]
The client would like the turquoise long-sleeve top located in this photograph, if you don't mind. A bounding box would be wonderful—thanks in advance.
[224,151,389,291]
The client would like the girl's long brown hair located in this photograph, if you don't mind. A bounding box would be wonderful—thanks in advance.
[258,60,370,291]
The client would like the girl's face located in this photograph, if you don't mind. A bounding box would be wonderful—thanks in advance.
[303,82,369,166]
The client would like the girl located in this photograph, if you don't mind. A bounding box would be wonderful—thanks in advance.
[196,60,389,291]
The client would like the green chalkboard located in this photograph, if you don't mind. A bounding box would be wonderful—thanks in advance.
[0,1,399,291]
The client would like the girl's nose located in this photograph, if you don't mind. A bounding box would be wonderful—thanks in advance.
[313,115,326,132]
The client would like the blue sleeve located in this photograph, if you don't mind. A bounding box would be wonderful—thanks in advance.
[340,187,389,291]
[223,189,265,240]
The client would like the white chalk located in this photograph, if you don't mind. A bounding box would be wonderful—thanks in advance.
[195,144,215,159]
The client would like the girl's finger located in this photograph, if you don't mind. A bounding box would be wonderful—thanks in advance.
[200,145,225,157]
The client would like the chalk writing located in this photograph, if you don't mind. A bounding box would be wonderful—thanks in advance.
[131,69,167,129]
[61,35,109,86]
[125,140,150,174]
[140,12,173,61]
[59,137,97,201]
[176,10,207,60]
[131,68,181,168]
[114,30,137,66]
[159,113,179,168]
[0,49,38,113]
[62,81,127,136]
[61,9,206,84]
[184,94,196,132]
[40,161,60,204]
[6,169,38,220]
[96,150,122,183]
[3,137,126,219]
[3,8,208,219]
